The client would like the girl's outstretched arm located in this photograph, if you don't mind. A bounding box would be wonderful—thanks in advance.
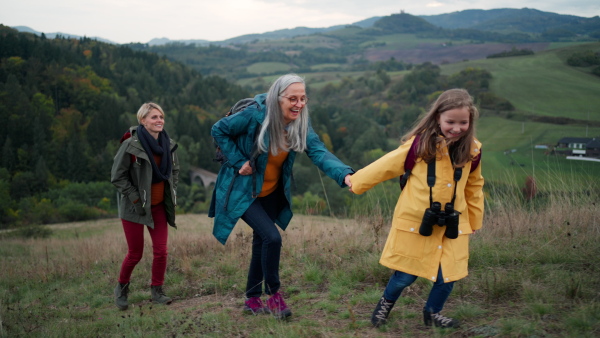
[349,137,415,195]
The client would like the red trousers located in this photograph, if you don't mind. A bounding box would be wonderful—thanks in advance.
[118,203,168,286]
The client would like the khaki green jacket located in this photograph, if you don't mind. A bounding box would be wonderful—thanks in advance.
[111,126,179,228]
[350,136,484,283]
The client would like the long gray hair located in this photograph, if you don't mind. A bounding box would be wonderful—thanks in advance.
[257,74,309,155]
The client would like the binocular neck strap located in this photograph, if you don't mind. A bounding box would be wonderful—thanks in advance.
[427,160,463,207]
[427,159,436,207]
[451,167,462,205]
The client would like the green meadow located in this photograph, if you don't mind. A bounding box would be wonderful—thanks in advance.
[364,33,472,50]
[242,42,600,189]
[443,42,600,186]
[440,42,600,122]
[1,175,599,336]
[247,62,294,75]
[3,16,600,337]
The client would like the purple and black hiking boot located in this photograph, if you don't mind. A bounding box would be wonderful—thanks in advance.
[243,296,268,315]
[266,292,292,320]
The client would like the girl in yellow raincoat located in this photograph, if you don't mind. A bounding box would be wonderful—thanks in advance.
[349,89,484,329]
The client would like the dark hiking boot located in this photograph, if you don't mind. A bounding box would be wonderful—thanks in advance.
[423,310,460,328]
[151,285,172,305]
[243,296,268,315]
[371,296,395,327]
[114,282,130,310]
[266,292,292,319]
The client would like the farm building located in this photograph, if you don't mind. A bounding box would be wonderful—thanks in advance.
[555,137,600,158]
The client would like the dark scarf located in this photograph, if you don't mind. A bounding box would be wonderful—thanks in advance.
[137,125,172,183]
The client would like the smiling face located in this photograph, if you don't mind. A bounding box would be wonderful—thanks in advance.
[141,108,165,139]
[279,82,306,124]
[437,106,470,141]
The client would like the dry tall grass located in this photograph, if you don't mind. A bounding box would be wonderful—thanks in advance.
[1,177,599,336]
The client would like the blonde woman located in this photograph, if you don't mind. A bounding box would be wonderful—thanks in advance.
[111,102,179,310]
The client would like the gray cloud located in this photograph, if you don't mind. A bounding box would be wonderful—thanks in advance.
[1,0,597,43]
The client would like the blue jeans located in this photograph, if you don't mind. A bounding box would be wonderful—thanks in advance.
[383,268,454,314]
[241,187,286,298]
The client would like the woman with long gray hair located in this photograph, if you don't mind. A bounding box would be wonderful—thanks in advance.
[209,74,353,319]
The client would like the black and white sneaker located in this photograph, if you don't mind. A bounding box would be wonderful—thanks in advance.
[371,296,395,327]
[423,310,460,328]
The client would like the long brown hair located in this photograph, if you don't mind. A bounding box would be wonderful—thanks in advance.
[402,89,479,167]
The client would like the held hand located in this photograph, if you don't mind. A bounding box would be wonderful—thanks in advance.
[239,161,253,175]
[344,174,354,193]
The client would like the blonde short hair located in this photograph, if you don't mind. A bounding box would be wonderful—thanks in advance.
[136,102,165,124]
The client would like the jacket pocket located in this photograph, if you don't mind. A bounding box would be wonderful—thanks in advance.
[448,234,470,261]
[457,222,472,235]
[388,219,426,260]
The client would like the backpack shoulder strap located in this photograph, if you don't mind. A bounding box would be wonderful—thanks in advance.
[470,151,481,173]
[399,134,420,190]
[400,136,481,189]
[120,130,132,143]
[227,98,257,116]
[119,130,137,163]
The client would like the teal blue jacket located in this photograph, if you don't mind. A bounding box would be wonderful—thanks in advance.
[208,93,354,244]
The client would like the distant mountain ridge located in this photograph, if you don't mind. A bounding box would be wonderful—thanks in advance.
[10,8,599,46]
[11,26,117,44]
[420,8,600,34]
[147,16,382,46]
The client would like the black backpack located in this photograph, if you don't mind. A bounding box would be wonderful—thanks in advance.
[213,98,258,164]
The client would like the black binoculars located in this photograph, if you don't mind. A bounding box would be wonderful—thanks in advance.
[419,202,460,239]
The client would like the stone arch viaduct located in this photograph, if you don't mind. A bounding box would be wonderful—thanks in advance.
[189,167,218,188]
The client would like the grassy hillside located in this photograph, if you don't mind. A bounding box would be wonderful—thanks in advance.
[1,181,599,336]
[363,33,471,50]
[440,42,600,122]
[436,42,600,185]
[246,62,293,75]
[234,42,600,188]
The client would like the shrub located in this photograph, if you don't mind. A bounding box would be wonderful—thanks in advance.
[292,191,327,215]
[57,200,102,222]
[14,225,53,239]
[487,48,534,58]
[566,50,600,67]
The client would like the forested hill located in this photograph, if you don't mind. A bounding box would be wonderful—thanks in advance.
[1,23,517,228]
[0,24,248,185]
[132,11,599,81]
[4,21,597,231]
[420,8,600,35]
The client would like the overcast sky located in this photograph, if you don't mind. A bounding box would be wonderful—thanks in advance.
[2,0,599,44]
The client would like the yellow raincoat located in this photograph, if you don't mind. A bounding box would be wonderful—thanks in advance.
[350,136,484,283]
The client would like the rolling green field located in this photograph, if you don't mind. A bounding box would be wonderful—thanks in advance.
[440,42,600,185]
[440,42,600,122]
[250,34,341,50]
[246,62,294,75]
[2,183,599,337]
[365,33,472,50]
[476,115,600,184]
[237,42,600,187]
